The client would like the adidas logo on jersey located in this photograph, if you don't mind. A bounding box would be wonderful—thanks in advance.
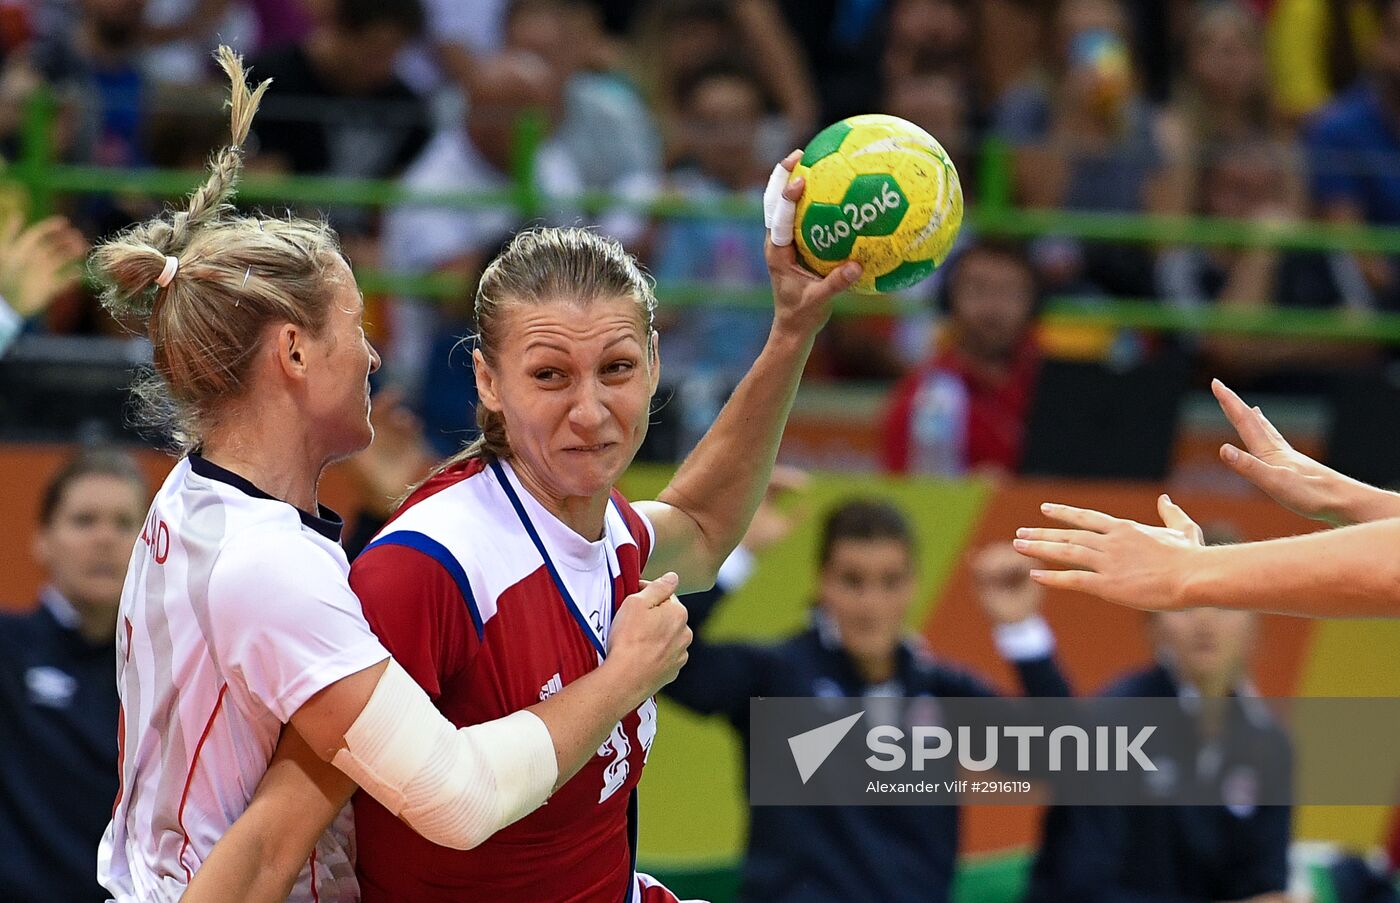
[539,672,563,701]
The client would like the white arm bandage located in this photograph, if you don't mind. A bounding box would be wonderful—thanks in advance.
[331,661,558,850]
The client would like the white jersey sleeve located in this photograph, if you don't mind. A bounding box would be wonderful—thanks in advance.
[206,531,389,723]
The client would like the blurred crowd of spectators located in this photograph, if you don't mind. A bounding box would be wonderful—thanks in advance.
[7,0,1400,472]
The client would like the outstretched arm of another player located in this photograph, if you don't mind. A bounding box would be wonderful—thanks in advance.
[639,153,861,593]
[1014,494,1400,618]
[184,576,690,901]
[1211,378,1400,525]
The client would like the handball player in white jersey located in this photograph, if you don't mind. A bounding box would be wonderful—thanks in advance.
[94,48,690,903]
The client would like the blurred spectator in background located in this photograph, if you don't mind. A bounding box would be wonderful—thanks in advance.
[975,0,1048,122]
[668,495,1069,903]
[1158,139,1382,389]
[0,448,149,903]
[995,0,1164,298]
[143,0,313,56]
[1155,1,1276,218]
[881,240,1041,477]
[764,0,877,127]
[1026,526,1294,903]
[649,59,773,448]
[137,0,256,83]
[397,0,633,96]
[248,0,430,240]
[379,49,579,397]
[634,0,815,159]
[0,211,87,356]
[882,0,975,102]
[652,61,771,377]
[503,0,661,243]
[1268,0,1384,123]
[1304,0,1400,306]
[391,0,500,93]
[248,0,429,180]
[26,0,152,168]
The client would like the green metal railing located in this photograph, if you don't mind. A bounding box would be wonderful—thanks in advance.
[13,90,1400,342]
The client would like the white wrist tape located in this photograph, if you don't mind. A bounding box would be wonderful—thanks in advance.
[331,661,558,850]
[763,162,797,247]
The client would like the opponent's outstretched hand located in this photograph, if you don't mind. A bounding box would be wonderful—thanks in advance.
[1212,379,1358,525]
[1013,494,1203,611]
[763,150,862,338]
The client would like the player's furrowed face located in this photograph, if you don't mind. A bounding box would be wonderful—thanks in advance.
[35,474,145,613]
[818,538,917,666]
[480,296,657,505]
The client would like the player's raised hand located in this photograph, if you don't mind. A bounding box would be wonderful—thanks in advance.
[763,150,862,337]
[1013,500,1202,612]
[1212,379,1357,524]
[606,572,692,703]
[348,387,436,517]
[739,464,810,554]
[0,212,86,317]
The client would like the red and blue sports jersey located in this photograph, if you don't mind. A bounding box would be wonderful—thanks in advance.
[348,456,681,903]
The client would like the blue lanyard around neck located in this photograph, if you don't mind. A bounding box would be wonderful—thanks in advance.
[490,460,619,659]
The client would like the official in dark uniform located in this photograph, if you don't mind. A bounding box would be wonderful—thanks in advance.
[1026,582,1292,903]
[0,448,149,902]
[666,497,1070,903]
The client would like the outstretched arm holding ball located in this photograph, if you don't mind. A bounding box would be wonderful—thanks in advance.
[1014,381,1400,618]
[636,151,862,592]
[638,120,965,591]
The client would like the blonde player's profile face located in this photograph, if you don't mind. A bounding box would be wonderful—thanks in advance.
[34,474,145,611]
[298,255,382,462]
[477,295,658,505]
[1151,607,1256,692]
[818,538,916,665]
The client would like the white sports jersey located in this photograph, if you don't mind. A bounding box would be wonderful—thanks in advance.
[99,455,390,903]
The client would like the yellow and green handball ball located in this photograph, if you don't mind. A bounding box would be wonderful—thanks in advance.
[790,114,964,295]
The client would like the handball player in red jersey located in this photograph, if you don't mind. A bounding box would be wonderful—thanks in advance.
[191,160,863,901]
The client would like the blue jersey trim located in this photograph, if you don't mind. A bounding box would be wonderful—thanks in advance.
[363,530,485,641]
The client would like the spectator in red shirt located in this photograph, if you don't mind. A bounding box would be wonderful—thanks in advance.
[881,239,1041,476]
